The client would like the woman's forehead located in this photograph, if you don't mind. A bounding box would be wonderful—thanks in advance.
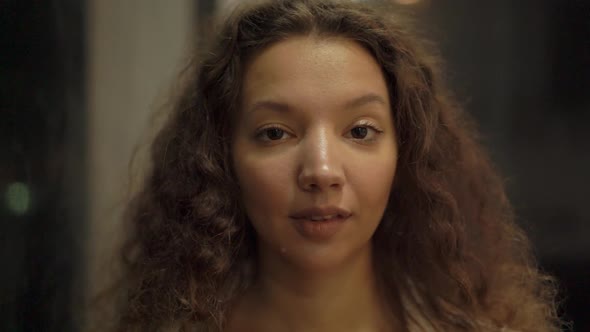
[241,36,390,112]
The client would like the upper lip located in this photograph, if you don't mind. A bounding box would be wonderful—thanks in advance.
[289,206,352,219]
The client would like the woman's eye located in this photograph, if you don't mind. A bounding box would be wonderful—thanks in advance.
[265,127,284,140]
[351,126,369,139]
[255,126,291,142]
[347,124,382,141]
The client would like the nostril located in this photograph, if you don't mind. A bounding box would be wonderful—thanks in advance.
[305,183,320,192]
[299,177,343,192]
[298,163,345,192]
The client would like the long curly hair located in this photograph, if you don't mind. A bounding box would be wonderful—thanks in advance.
[112,0,562,331]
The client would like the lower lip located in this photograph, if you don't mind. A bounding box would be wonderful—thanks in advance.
[291,216,349,240]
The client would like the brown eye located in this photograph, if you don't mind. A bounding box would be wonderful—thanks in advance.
[345,121,383,143]
[255,126,291,142]
[265,128,284,140]
[351,126,369,139]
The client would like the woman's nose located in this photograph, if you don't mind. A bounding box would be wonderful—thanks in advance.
[297,128,345,192]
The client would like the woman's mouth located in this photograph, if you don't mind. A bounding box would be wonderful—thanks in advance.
[289,206,352,221]
[308,214,339,221]
[289,211,351,240]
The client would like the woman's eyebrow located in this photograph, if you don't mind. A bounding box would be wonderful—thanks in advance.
[247,100,291,115]
[247,93,388,115]
[344,93,388,109]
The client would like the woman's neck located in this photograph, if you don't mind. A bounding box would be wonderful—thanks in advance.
[227,245,395,332]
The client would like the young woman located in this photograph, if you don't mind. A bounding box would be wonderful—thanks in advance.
[112,0,562,331]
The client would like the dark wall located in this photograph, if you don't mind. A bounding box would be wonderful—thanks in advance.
[419,0,589,329]
[1,0,86,331]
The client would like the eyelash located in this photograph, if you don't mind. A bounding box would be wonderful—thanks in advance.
[352,120,383,142]
[254,124,293,142]
[254,121,384,143]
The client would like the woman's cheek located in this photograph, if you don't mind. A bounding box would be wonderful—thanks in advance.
[351,153,397,206]
[237,153,294,210]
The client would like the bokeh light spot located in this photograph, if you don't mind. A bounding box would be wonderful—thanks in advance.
[5,182,31,216]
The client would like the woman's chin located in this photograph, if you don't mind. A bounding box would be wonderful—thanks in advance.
[276,242,371,274]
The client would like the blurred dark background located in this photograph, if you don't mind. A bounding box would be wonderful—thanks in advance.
[1,0,588,331]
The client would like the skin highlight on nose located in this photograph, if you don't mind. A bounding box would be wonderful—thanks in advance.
[297,126,346,192]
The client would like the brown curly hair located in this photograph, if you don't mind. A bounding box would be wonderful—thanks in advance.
[110,0,562,331]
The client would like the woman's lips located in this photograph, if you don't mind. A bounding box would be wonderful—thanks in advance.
[290,214,350,241]
[289,206,352,220]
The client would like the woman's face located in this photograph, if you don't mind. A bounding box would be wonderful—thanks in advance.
[232,36,398,271]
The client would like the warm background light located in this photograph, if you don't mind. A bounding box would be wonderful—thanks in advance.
[394,0,421,5]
